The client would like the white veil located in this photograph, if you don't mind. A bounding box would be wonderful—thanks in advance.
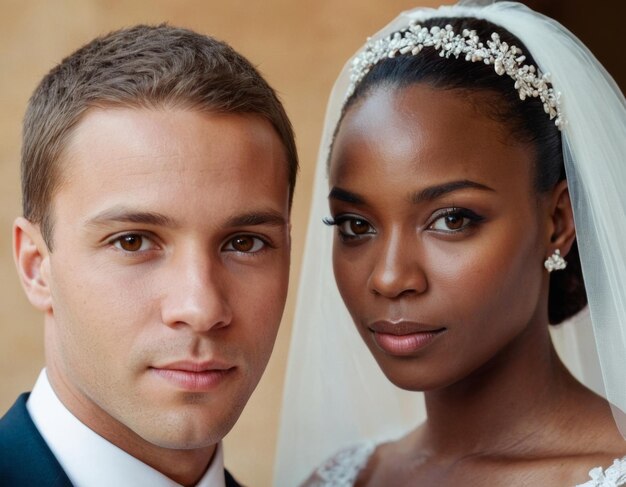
[275,2,626,485]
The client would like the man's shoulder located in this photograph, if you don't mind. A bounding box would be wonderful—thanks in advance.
[1,395,242,487]
[0,393,32,450]
[0,393,73,486]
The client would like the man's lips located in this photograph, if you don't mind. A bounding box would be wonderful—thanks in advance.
[150,361,236,391]
[367,320,446,356]
[153,360,234,372]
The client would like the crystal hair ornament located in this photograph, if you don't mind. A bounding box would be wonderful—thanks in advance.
[349,23,564,128]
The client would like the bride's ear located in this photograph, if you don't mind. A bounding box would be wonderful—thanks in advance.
[13,217,53,312]
[545,180,576,257]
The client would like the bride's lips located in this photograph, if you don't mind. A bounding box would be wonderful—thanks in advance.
[368,321,446,356]
[150,361,236,391]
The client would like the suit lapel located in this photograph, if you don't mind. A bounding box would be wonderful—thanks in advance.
[224,468,243,487]
[0,393,73,486]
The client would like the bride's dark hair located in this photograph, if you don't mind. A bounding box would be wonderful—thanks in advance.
[336,17,586,325]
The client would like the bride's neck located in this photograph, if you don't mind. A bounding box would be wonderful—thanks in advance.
[421,316,579,457]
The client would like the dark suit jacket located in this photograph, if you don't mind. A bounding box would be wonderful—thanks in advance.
[0,393,242,486]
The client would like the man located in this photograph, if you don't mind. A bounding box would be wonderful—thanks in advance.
[0,24,297,486]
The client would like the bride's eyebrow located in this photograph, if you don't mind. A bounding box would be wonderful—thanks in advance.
[328,187,366,205]
[411,180,495,203]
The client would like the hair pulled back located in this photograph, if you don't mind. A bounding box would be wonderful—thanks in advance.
[337,17,586,324]
[23,24,298,250]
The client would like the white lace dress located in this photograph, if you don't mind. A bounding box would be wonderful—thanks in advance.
[305,443,626,487]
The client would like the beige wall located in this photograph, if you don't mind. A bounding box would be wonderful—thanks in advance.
[0,1,450,485]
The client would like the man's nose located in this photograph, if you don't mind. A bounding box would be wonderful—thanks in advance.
[367,231,428,299]
[160,249,233,333]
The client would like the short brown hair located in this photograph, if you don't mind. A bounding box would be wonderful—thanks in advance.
[22,24,298,248]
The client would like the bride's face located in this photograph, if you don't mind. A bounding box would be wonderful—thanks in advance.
[328,83,552,391]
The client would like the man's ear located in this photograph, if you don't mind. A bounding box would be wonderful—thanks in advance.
[545,180,576,257]
[13,217,52,312]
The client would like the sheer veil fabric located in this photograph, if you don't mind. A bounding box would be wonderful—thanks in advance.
[275,2,626,485]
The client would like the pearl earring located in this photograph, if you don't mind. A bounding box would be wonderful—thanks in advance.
[544,249,567,273]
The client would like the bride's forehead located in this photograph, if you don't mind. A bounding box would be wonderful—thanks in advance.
[335,84,513,145]
[330,85,528,178]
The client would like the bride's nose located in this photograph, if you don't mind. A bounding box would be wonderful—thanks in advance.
[367,230,428,299]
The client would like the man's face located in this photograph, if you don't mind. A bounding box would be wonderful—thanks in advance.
[26,107,290,450]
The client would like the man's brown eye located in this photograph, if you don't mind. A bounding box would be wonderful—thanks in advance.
[350,219,370,235]
[119,235,143,252]
[232,236,254,252]
[226,236,264,253]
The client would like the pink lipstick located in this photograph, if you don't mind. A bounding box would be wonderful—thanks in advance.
[368,321,445,356]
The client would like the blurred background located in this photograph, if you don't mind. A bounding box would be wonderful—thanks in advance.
[0,1,621,486]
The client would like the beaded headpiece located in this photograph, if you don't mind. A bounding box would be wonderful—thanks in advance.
[349,23,564,128]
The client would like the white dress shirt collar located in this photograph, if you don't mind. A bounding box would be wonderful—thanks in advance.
[26,369,226,487]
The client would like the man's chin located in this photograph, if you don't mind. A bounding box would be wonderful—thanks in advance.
[134,411,240,451]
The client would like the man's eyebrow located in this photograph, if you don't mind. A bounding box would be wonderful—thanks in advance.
[86,208,178,227]
[411,180,495,203]
[328,187,366,205]
[224,211,287,228]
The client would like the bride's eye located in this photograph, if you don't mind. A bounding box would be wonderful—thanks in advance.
[341,218,372,236]
[324,215,376,240]
[428,208,483,233]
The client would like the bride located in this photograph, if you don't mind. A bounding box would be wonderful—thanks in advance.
[276,1,626,486]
